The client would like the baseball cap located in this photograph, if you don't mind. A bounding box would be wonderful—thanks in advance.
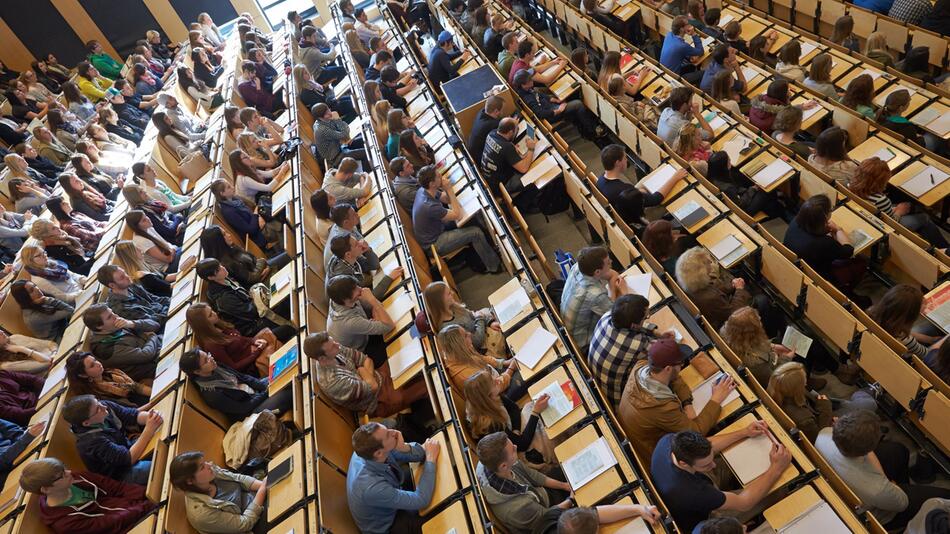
[104,87,121,99]
[647,338,685,368]
[437,30,454,44]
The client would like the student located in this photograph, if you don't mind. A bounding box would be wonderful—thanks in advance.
[20,457,157,534]
[45,109,82,151]
[597,145,685,225]
[237,61,285,119]
[306,331,428,417]
[131,162,190,214]
[703,8,725,40]
[642,220,688,274]
[86,40,122,79]
[438,324,519,396]
[323,160,373,211]
[550,505,661,534]
[484,14,510,59]
[513,69,602,140]
[293,64,356,121]
[379,66,413,109]
[673,123,712,172]
[831,15,861,50]
[0,202,28,263]
[197,259,296,342]
[398,129,435,168]
[600,51,645,97]
[875,89,927,146]
[720,307,796,387]
[429,31,471,86]
[660,16,704,76]
[347,422,440,534]
[657,86,713,146]
[229,147,288,201]
[211,179,285,255]
[99,265,169,323]
[700,45,746,95]
[510,39,566,86]
[869,285,946,358]
[326,274,395,365]
[30,127,70,166]
[328,234,401,300]
[750,79,816,132]
[864,33,897,68]
[385,108,419,160]
[842,74,876,119]
[775,41,806,82]
[817,411,950,528]
[497,32,520,79]
[72,153,121,200]
[192,47,223,88]
[808,127,859,184]
[310,190,335,248]
[849,157,946,246]
[770,107,813,159]
[475,431,573,533]
[130,63,162,97]
[8,177,50,215]
[4,152,55,190]
[650,429,791,532]
[324,203,379,271]
[300,26,342,84]
[186,345,290,422]
[201,225,286,288]
[560,246,627,351]
[20,245,85,304]
[722,21,750,53]
[61,395,162,485]
[711,66,744,114]
[0,329,54,375]
[189,302,274,376]
[783,195,869,304]
[10,280,73,342]
[84,303,161,381]
[675,247,754,329]
[480,116,537,199]
[412,166,502,272]
[312,103,367,167]
[924,341,950,384]
[65,352,150,408]
[889,0,933,24]
[804,54,840,99]
[423,280,502,354]
[588,295,666,408]
[365,50,390,81]
[169,451,268,534]
[99,105,143,145]
[391,158,422,213]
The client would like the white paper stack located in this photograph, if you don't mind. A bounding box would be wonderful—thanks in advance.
[750,159,793,189]
[514,328,558,369]
[624,273,652,299]
[389,339,424,379]
[722,433,774,484]
[640,164,677,194]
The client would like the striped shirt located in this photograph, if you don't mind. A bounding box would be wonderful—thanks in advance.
[314,346,379,414]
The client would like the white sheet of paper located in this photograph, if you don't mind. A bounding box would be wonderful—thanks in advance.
[778,501,852,534]
[859,68,881,80]
[533,380,576,427]
[39,365,66,398]
[723,136,751,163]
[799,42,817,60]
[782,325,814,358]
[495,287,531,326]
[901,165,950,197]
[929,112,950,136]
[386,292,415,321]
[707,114,727,131]
[850,228,872,250]
[563,437,617,489]
[873,147,896,162]
[709,234,743,260]
[624,273,653,299]
[723,433,774,484]
[926,300,950,332]
[515,327,558,369]
[719,14,735,26]
[751,159,793,188]
[911,108,940,127]
[801,103,822,121]
[692,372,741,413]
[741,66,760,83]
[640,164,677,194]
[388,339,424,379]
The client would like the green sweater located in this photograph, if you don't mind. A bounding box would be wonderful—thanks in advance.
[89,53,122,79]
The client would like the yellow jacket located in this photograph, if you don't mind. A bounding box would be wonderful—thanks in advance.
[77,75,113,101]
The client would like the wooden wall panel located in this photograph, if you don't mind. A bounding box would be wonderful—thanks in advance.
[142,0,190,44]
[0,0,86,66]
[50,0,119,58]
[0,18,35,72]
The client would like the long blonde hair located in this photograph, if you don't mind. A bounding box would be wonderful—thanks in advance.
[865,32,893,62]
[114,240,150,277]
[719,307,772,366]
[423,281,467,331]
[19,245,45,270]
[437,325,483,368]
[767,361,807,407]
[672,123,701,158]
[372,100,391,134]
[237,132,259,155]
[2,154,28,176]
[464,370,510,437]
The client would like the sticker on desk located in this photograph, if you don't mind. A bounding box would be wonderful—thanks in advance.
[532,379,581,427]
[781,325,813,358]
[514,327,558,369]
[624,273,652,299]
[563,437,617,490]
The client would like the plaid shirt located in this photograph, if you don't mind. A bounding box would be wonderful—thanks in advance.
[314,346,379,414]
[484,465,530,495]
[588,312,658,408]
[888,0,931,24]
[560,264,613,349]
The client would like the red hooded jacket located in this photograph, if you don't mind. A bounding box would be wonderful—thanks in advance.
[39,471,156,534]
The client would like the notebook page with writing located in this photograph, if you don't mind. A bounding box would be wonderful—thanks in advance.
[533,380,577,427]
[640,164,677,194]
[782,326,813,358]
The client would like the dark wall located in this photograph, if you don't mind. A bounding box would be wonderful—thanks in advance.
[80,0,163,59]
[0,0,86,67]
[168,0,238,31]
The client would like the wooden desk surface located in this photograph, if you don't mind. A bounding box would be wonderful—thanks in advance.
[412,427,467,515]
[829,204,884,256]
[763,484,822,529]
[554,418,634,506]
[648,305,698,350]
[527,365,587,439]
[387,330,425,389]
[739,151,796,194]
[847,136,911,172]
[890,159,950,207]
[619,265,667,309]
[507,317,562,380]
[665,188,721,235]
[489,277,534,331]
[716,413,799,490]
[696,219,757,269]
[267,441,306,522]
[267,506,314,534]
[600,496,655,534]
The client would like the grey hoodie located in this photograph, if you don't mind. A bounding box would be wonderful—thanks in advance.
[326,300,391,351]
[475,462,552,534]
[636,363,677,401]
[299,42,338,79]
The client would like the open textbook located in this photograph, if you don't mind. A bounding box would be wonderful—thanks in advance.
[563,437,618,489]
[532,379,581,427]
[781,326,813,358]
[494,286,531,327]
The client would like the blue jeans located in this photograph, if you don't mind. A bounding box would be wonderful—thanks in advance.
[316,65,346,85]
[121,460,152,486]
[434,226,501,272]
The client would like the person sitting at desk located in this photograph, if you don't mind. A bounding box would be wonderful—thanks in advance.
[750,79,817,133]
[484,14,509,59]
[673,122,712,172]
[651,429,791,532]
[201,225,290,289]
[84,303,161,382]
[509,39,566,86]
[560,246,627,351]
[599,145,685,225]
[30,127,70,167]
[20,244,85,305]
[294,65,356,122]
[86,40,121,80]
[237,61,285,120]
[398,130,435,168]
[771,107,813,160]
[346,422,440,534]
[808,127,859,184]
[656,86,713,146]
[240,107,285,148]
[313,103,368,168]
[817,410,950,529]
[62,395,162,486]
[299,26,343,85]
[659,16,704,79]
[481,116,538,200]
[588,295,666,409]
[99,265,170,323]
[0,366,43,425]
[306,331,428,418]
[0,329,54,375]
[385,108,420,160]
[412,165,502,273]
[65,352,150,408]
[438,322,519,394]
[324,157,373,207]
[468,96,506,164]
[197,258,297,343]
[391,157,422,213]
[870,285,948,358]
[170,451,269,534]
[210,179,286,256]
[327,234,402,300]
[774,41,807,83]
[325,202,380,271]
[10,280,73,342]
[327,274,396,366]
[849,157,947,247]
[803,54,842,100]
[513,69,603,140]
[497,32,520,80]
[180,348,293,423]
[423,280,503,355]
[475,431,573,534]
[379,65,417,110]
[783,195,869,306]
[719,307,802,387]
[841,74,877,120]
[20,457,157,534]
[429,31,471,87]
[187,302,276,377]
[875,90,928,148]
[365,50,391,81]
[700,44,747,95]
[548,505,661,534]
[619,337,734,457]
